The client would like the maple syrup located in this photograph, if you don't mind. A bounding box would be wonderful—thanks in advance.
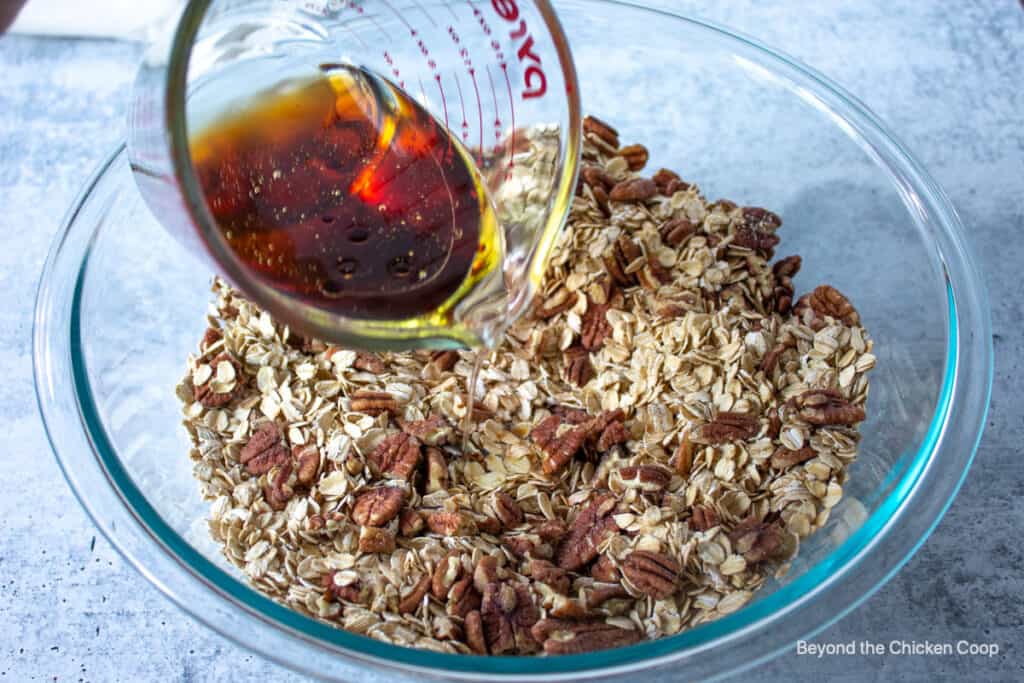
[189,64,503,324]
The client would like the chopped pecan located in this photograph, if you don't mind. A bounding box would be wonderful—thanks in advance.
[531,415,585,476]
[652,168,681,193]
[194,352,245,408]
[729,515,787,563]
[477,515,502,535]
[581,164,614,192]
[586,584,630,608]
[398,574,431,614]
[672,433,695,477]
[742,206,782,231]
[618,464,671,493]
[622,550,679,600]
[494,491,524,529]
[794,389,865,426]
[732,224,781,254]
[398,509,424,537]
[367,432,422,481]
[695,411,760,444]
[583,115,619,148]
[530,559,570,594]
[534,519,568,542]
[608,177,657,202]
[556,494,619,571]
[293,445,320,487]
[531,618,640,655]
[432,552,463,599]
[473,556,500,594]
[287,333,326,354]
[430,349,459,372]
[350,389,399,416]
[617,144,649,171]
[771,445,817,469]
[426,511,469,536]
[590,554,620,582]
[592,185,611,217]
[772,255,802,279]
[353,351,386,374]
[603,234,642,288]
[480,583,518,655]
[400,413,452,446]
[689,504,720,532]
[424,447,448,493]
[580,299,612,351]
[351,486,405,526]
[660,217,696,248]
[594,417,629,451]
[262,460,293,511]
[536,288,578,319]
[465,611,488,654]
[358,526,395,553]
[563,345,594,387]
[797,284,861,327]
[239,422,289,475]
[322,572,363,603]
[511,584,541,653]
[551,405,591,424]
[502,534,541,559]
[201,326,222,350]
[447,576,482,618]
[759,341,792,374]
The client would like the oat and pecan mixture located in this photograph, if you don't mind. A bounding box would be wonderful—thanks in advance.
[177,116,875,656]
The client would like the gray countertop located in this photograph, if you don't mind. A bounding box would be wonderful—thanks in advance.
[2,1,1022,681]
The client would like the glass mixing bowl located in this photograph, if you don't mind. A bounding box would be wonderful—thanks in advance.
[34,1,992,680]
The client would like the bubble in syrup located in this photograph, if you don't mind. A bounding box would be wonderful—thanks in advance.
[337,257,358,278]
[388,255,412,278]
[319,279,345,298]
[349,228,369,243]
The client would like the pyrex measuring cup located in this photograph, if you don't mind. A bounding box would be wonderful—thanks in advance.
[128,0,581,350]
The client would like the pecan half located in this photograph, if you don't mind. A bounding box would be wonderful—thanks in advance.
[672,433,695,477]
[350,389,398,416]
[480,583,518,655]
[429,552,462,600]
[239,422,289,475]
[594,416,629,451]
[532,416,589,476]
[424,447,448,493]
[689,504,720,532]
[465,611,488,654]
[586,584,630,608]
[590,554,620,582]
[603,235,642,288]
[581,164,614,192]
[530,559,570,594]
[447,576,482,618]
[742,206,782,231]
[398,574,431,614]
[473,556,500,594]
[652,168,681,194]
[511,584,541,653]
[771,445,817,469]
[430,349,459,372]
[660,217,696,248]
[353,351,385,374]
[494,491,524,529]
[794,389,866,426]
[583,115,619,148]
[293,445,320,487]
[400,413,452,446]
[797,284,861,327]
[622,551,679,599]
[556,493,619,571]
[263,460,293,511]
[531,618,641,655]
[729,516,788,563]
[772,255,802,279]
[592,185,611,217]
[695,411,760,444]
[618,465,671,493]
[618,144,649,171]
[536,288,579,320]
[367,432,422,481]
[608,177,657,202]
[194,352,245,408]
[563,345,594,387]
[399,509,424,537]
[581,299,612,351]
[732,225,781,254]
[351,486,405,526]
[426,511,469,536]
[358,526,396,553]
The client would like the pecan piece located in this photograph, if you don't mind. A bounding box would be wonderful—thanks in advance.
[358,526,396,553]
[742,206,782,231]
[398,509,424,537]
[660,216,696,248]
[729,516,788,563]
[322,571,363,603]
[398,574,431,614]
[608,177,657,202]
[534,519,568,542]
[200,326,222,350]
[494,491,524,529]
[293,445,320,487]
[353,351,385,374]
[590,554,620,582]
[350,389,398,416]
[671,433,695,477]
[794,389,866,426]
[530,559,570,594]
[618,464,671,493]
[531,618,640,655]
[194,352,245,408]
[563,345,593,387]
[583,115,619,148]
[424,447,448,493]
[617,143,649,171]
[351,486,405,526]
[480,583,518,655]
[771,445,817,469]
[591,184,611,217]
[473,556,500,594]
[772,255,802,279]
[465,611,488,654]
[594,416,629,451]
[798,284,861,327]
[367,432,422,481]
[695,411,760,444]
[580,299,612,351]
[551,405,591,424]
[759,342,791,374]
[447,576,482,618]
[432,552,463,599]
[732,224,781,254]
[603,234,643,288]
[622,550,679,600]
[263,460,294,511]
[586,584,630,608]
[556,494,619,571]
[426,511,469,536]
[239,422,289,476]
[689,504,720,532]
[652,168,690,195]
[581,164,614,192]
[429,349,459,372]
[511,584,541,653]
[400,413,452,446]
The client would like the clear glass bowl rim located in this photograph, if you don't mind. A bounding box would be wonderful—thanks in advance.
[33,1,993,680]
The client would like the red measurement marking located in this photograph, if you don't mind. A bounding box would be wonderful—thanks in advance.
[502,63,515,171]
[453,71,470,143]
[435,74,449,130]
[485,65,501,142]
[468,69,484,166]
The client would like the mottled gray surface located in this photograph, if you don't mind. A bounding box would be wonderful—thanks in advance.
[1,1,1022,681]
